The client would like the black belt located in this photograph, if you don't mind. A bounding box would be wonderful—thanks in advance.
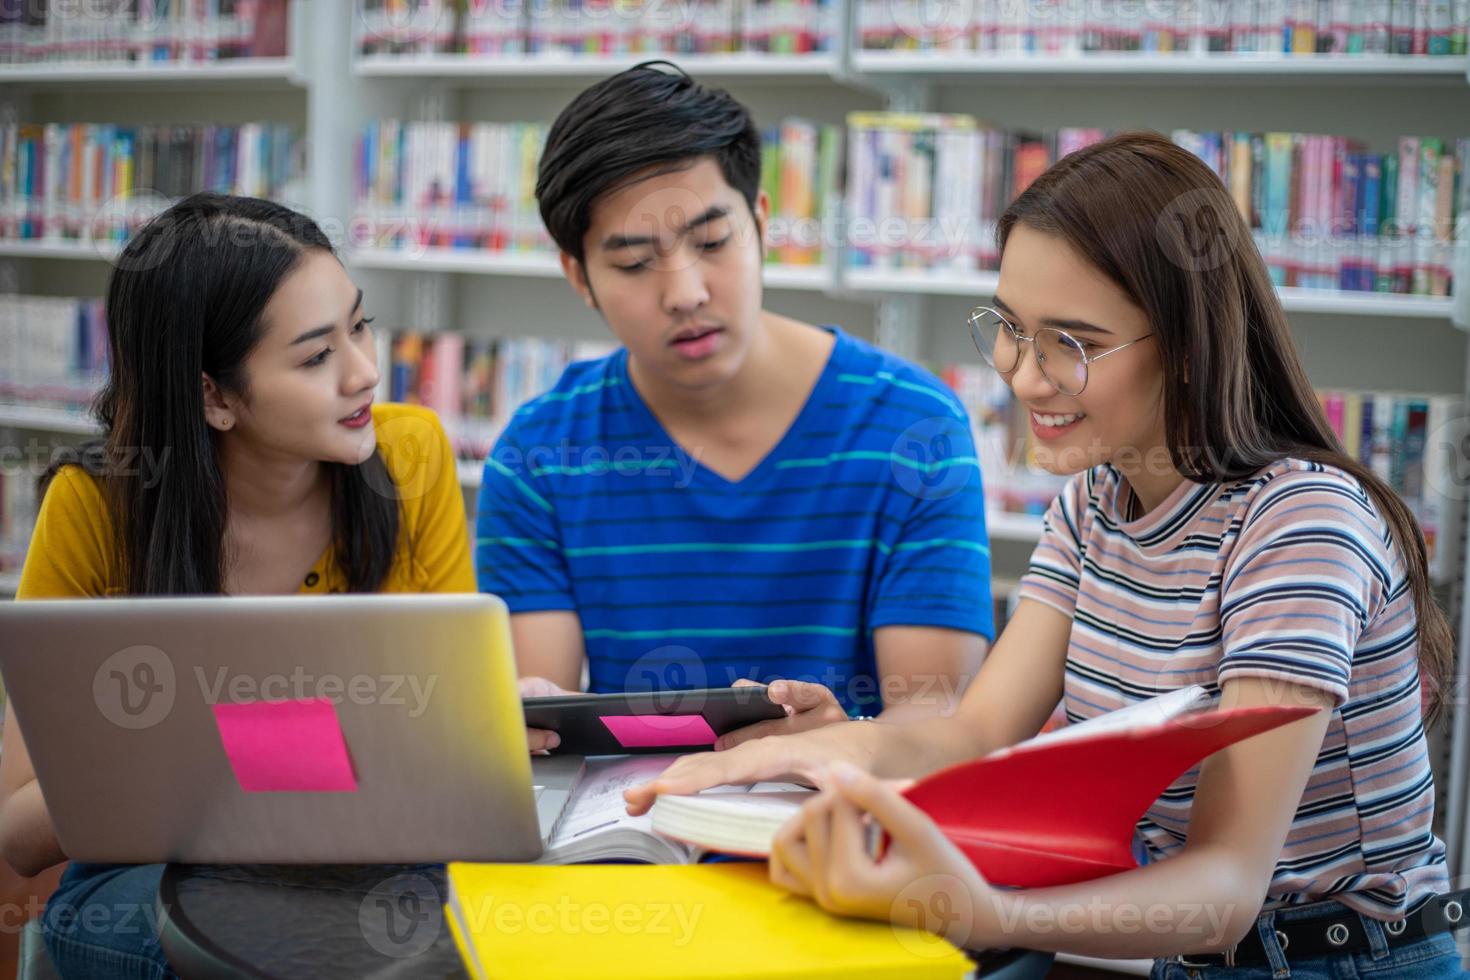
[1173,889,1470,969]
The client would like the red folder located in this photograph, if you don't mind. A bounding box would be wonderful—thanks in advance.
[895,704,1320,889]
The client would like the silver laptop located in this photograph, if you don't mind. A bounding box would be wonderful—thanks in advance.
[0,593,585,864]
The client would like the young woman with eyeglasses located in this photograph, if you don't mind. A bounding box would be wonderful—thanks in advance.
[623,130,1463,978]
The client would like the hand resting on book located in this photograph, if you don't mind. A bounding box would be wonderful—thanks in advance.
[625,718,876,815]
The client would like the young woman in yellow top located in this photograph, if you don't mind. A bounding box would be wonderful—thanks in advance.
[0,193,474,979]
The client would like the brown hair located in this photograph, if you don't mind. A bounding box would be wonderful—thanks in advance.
[998,129,1452,723]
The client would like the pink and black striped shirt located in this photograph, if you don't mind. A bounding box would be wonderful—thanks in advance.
[1018,457,1447,920]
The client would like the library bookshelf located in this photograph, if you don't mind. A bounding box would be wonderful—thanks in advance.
[3,6,1470,949]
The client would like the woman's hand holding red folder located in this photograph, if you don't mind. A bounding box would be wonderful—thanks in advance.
[770,762,987,945]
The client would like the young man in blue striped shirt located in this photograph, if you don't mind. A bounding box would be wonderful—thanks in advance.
[477,62,995,748]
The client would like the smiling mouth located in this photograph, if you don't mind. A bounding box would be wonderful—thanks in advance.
[339,405,372,426]
[1031,411,1087,428]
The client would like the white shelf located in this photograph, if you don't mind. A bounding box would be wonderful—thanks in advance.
[0,57,304,88]
[843,267,1460,320]
[1055,954,1152,976]
[0,405,101,435]
[762,263,837,291]
[0,573,20,597]
[1273,287,1457,318]
[349,247,565,278]
[347,246,834,291]
[986,510,1045,543]
[0,240,123,261]
[352,253,1456,318]
[851,51,1470,84]
[458,460,484,488]
[354,51,846,83]
[844,266,1001,297]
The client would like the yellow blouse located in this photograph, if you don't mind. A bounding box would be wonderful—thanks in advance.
[17,403,475,598]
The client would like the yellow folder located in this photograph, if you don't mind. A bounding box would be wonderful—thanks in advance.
[444,862,973,979]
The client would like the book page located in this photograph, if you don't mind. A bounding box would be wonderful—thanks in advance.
[1007,684,1213,754]
[545,758,806,862]
[548,754,676,848]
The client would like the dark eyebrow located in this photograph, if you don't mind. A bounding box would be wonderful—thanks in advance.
[599,205,731,251]
[291,288,363,346]
[992,294,1115,338]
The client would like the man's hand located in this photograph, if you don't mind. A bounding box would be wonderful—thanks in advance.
[520,675,575,753]
[712,678,850,750]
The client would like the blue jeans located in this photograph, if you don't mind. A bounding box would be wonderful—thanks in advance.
[42,863,177,980]
[1151,899,1467,979]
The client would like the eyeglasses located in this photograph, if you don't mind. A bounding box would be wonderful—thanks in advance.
[968,306,1153,397]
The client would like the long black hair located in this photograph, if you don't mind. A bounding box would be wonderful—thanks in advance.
[46,193,400,595]
[998,131,1452,722]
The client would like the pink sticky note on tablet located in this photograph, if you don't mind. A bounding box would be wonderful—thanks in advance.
[599,713,718,749]
[212,699,358,792]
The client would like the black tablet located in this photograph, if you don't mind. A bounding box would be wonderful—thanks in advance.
[522,686,787,755]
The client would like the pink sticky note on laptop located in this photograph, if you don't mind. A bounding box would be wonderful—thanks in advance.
[212,698,358,792]
[599,713,718,749]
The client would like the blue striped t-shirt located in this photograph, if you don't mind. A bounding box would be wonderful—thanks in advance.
[475,327,995,712]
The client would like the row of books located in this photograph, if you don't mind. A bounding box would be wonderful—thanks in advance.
[940,361,1070,518]
[376,329,617,462]
[0,121,305,243]
[760,120,840,266]
[0,295,108,410]
[843,115,1469,297]
[1177,130,1470,293]
[1317,388,1465,579]
[942,360,1466,580]
[353,120,551,254]
[352,118,839,266]
[357,0,837,57]
[845,117,1108,272]
[0,293,107,575]
[859,0,1470,55]
[0,465,38,575]
[0,0,291,65]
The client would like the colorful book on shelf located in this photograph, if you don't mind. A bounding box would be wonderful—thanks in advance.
[841,118,1463,296]
[855,0,1467,55]
[1,121,302,243]
[444,861,971,980]
[0,0,289,65]
[354,115,838,261]
[0,295,108,402]
[361,0,836,59]
[372,328,617,459]
[650,686,1318,889]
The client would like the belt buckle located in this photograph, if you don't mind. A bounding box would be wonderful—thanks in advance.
[1176,945,1234,968]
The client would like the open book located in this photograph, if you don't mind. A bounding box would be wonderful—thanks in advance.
[649,685,1319,887]
[538,754,812,865]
